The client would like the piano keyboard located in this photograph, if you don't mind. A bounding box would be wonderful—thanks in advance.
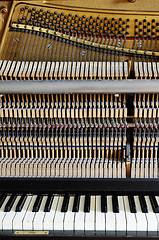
[0,193,159,236]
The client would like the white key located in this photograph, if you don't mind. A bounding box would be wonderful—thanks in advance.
[145,196,157,235]
[106,196,115,234]
[0,195,10,229]
[13,195,32,230]
[123,196,136,233]
[74,196,85,233]
[154,196,159,231]
[116,196,126,234]
[85,195,95,232]
[64,196,75,232]
[53,196,64,231]
[3,195,21,230]
[95,196,105,233]
[22,195,37,230]
[134,196,147,233]
[33,195,48,230]
[43,196,59,230]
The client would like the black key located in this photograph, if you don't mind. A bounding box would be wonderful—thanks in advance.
[32,195,43,212]
[72,195,80,212]
[84,194,90,213]
[112,195,119,213]
[0,194,7,208]
[61,194,70,212]
[4,194,17,212]
[139,196,148,213]
[44,195,54,212]
[16,194,27,212]
[149,195,159,213]
[101,195,107,213]
[128,195,136,213]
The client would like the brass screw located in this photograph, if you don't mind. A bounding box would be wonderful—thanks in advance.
[0,6,8,14]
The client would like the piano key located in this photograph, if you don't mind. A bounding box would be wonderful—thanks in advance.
[145,196,158,235]
[123,196,136,233]
[84,194,90,212]
[2,195,21,230]
[134,196,147,233]
[128,195,136,213]
[101,194,107,213]
[74,195,85,233]
[53,196,65,231]
[0,194,7,208]
[139,195,148,213]
[33,195,48,230]
[16,194,27,212]
[106,196,116,235]
[116,196,126,234]
[112,195,119,213]
[64,196,75,232]
[0,195,10,230]
[85,195,95,232]
[4,194,17,212]
[22,195,37,230]
[95,195,105,233]
[44,194,54,212]
[72,194,80,212]
[32,194,43,212]
[13,195,32,230]
[61,194,70,212]
[43,195,59,230]
[149,195,159,213]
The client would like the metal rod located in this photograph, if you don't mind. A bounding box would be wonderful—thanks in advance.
[0,80,159,94]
